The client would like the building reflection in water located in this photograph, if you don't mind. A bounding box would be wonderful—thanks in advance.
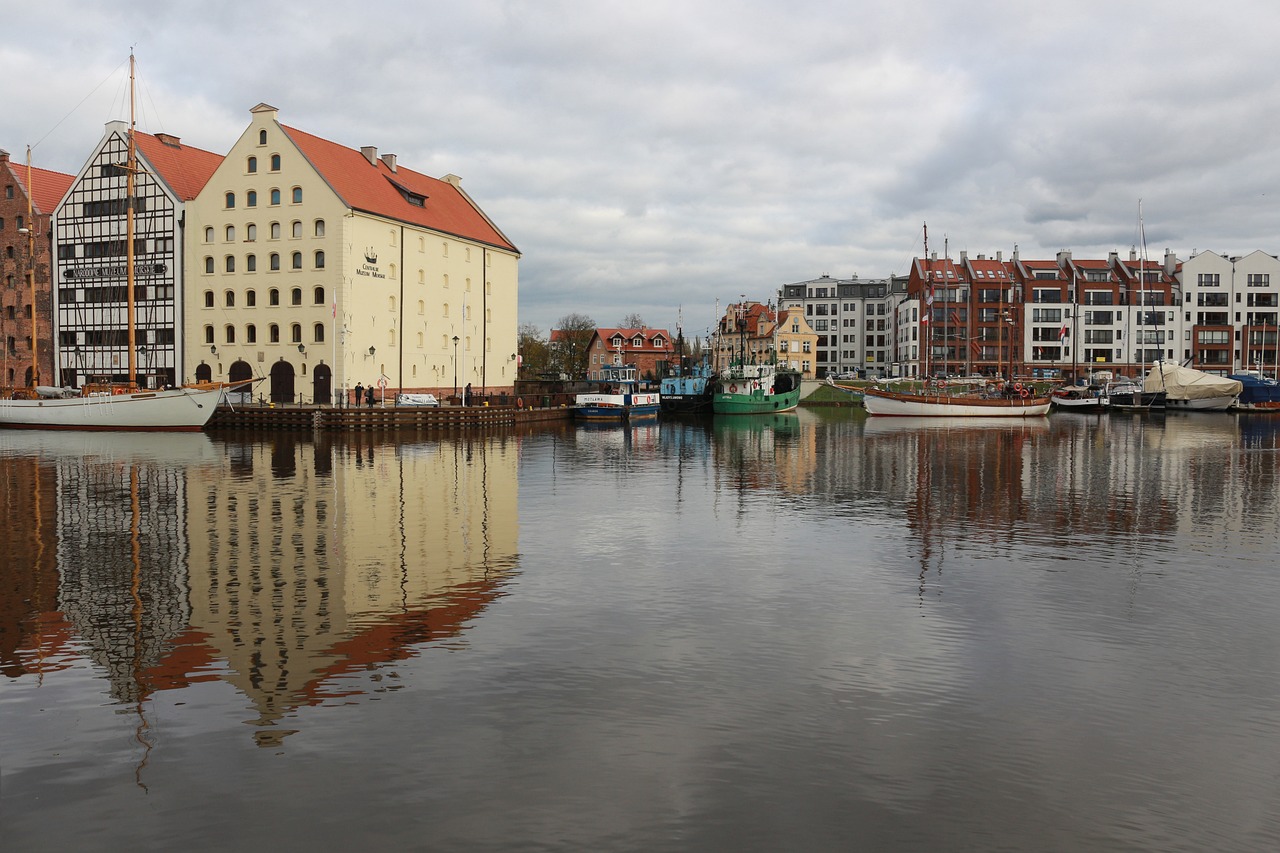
[0,430,519,748]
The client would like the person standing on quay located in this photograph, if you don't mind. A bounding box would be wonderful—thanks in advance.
[354,382,364,408]
[366,384,375,407]
[465,383,472,406]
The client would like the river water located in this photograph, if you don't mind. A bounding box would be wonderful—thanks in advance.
[2,410,1279,852]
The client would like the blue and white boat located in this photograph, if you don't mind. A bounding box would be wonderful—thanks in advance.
[659,360,715,415]
[1229,371,1280,410]
[575,364,660,423]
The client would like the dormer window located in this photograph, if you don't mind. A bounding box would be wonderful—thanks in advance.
[632,336,643,347]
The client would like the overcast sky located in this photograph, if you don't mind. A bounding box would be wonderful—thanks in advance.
[6,1,1280,337]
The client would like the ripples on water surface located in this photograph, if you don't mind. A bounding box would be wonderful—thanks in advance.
[3,412,1280,851]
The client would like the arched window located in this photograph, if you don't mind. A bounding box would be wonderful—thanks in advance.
[246,190,257,207]
[417,299,425,315]
[314,250,325,269]
[313,286,325,305]
[270,153,280,170]
[247,156,257,173]
[225,256,235,273]
[224,290,235,308]
[258,129,267,145]
[291,252,302,270]
[269,288,280,306]
[292,220,302,238]
[246,324,257,343]
[270,188,280,205]
[291,288,302,306]
[269,324,280,343]
[292,186,303,203]
[246,223,257,241]
[270,221,281,240]
[204,325,214,344]
[204,291,214,308]
[246,290,257,307]
[269,253,280,271]
[204,226,214,243]
[442,303,449,318]
[225,225,235,242]
[246,254,257,272]
[224,325,236,343]
[291,323,302,343]
[389,296,397,312]
[204,257,214,274]
[313,323,325,343]
[314,219,325,237]
[416,331,423,347]
[225,192,235,208]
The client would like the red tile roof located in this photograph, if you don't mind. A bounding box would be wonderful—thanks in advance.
[134,132,224,201]
[594,328,673,351]
[281,125,518,253]
[3,156,75,215]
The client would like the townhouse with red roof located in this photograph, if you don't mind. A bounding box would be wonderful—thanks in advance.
[584,327,674,380]
[51,124,223,389]
[186,104,520,404]
[0,150,74,388]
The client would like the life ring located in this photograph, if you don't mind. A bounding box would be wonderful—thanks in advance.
[729,383,738,393]
[112,387,126,395]
[517,397,524,409]
[1013,381,1024,392]
[1019,387,1029,399]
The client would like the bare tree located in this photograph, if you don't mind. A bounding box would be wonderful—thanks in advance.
[619,312,647,330]
[552,312,596,380]
[517,323,549,379]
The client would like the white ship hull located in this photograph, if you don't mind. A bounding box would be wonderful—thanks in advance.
[0,386,224,431]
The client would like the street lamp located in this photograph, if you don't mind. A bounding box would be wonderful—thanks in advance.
[452,335,459,401]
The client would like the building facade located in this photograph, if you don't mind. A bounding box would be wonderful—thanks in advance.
[185,104,520,405]
[0,150,74,388]
[51,124,222,389]
[585,328,673,380]
[780,274,907,378]
[711,301,819,379]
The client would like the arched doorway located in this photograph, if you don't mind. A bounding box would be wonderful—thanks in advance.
[195,362,212,383]
[229,360,254,405]
[312,363,332,404]
[269,360,296,403]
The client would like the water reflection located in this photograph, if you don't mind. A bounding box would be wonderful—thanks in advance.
[0,430,520,747]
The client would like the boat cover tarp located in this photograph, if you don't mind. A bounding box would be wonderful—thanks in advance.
[1143,362,1242,400]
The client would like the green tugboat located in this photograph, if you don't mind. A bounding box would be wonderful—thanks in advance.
[712,362,801,414]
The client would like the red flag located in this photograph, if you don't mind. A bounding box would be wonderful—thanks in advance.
[1058,323,1069,340]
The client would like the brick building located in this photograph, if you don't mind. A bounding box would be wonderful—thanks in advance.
[0,150,74,388]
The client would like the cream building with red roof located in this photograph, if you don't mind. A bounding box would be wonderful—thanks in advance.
[186,104,520,404]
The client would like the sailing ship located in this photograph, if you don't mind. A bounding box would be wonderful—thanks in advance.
[863,383,1051,417]
[0,54,225,431]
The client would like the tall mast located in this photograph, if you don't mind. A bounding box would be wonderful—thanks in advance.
[126,50,138,385]
[25,147,37,390]
[1137,200,1145,380]
[922,223,931,379]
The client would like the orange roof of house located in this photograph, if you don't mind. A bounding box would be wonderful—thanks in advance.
[134,132,224,201]
[595,328,673,350]
[281,125,518,253]
[3,156,75,215]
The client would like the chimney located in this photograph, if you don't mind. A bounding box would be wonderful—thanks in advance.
[1129,247,1137,262]
[155,133,182,148]
[360,146,378,166]
[960,250,969,264]
[380,153,397,172]
[1108,251,1118,266]
[1164,248,1177,275]
[997,251,1003,262]
[1012,244,1019,262]
[443,174,462,187]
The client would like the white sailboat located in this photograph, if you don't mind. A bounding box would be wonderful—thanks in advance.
[0,54,225,431]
